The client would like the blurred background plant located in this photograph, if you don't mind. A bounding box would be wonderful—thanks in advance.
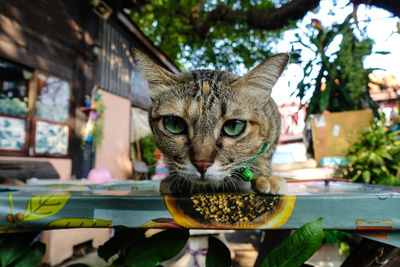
[128,0,284,72]
[132,134,158,176]
[90,99,105,150]
[324,230,356,257]
[336,114,400,185]
[292,15,386,118]
[330,112,400,257]
[81,94,106,152]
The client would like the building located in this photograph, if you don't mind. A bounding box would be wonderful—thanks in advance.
[0,0,178,181]
[278,102,306,144]
[369,74,400,123]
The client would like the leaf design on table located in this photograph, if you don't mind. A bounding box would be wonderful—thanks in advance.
[140,218,183,229]
[48,218,112,228]
[23,195,70,221]
[0,225,15,233]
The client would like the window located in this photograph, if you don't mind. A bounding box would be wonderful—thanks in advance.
[0,58,71,157]
[0,115,27,152]
[0,60,30,117]
[36,73,70,123]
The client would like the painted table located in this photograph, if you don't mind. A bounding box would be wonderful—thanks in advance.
[0,179,399,247]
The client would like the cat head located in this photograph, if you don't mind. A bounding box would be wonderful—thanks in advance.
[134,50,289,184]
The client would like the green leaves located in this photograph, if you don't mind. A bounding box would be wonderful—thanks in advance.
[98,228,146,263]
[0,232,45,267]
[128,0,284,71]
[14,242,46,267]
[124,229,189,267]
[261,218,325,267]
[362,170,371,183]
[206,236,231,267]
[133,134,158,176]
[324,230,353,257]
[337,119,400,185]
[98,229,189,267]
[324,230,351,244]
[88,219,326,267]
[294,15,382,117]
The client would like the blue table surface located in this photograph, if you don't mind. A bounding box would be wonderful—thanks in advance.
[0,179,399,247]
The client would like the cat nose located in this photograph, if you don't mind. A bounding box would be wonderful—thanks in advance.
[192,161,212,174]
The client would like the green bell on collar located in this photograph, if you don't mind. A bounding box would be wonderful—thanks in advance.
[242,168,254,181]
[234,142,268,182]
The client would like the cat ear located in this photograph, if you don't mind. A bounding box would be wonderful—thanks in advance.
[239,53,290,95]
[133,49,176,99]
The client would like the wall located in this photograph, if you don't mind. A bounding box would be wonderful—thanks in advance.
[95,90,132,179]
[41,228,110,265]
[0,0,98,178]
[0,0,96,80]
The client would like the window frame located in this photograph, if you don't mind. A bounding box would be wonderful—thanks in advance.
[0,58,72,158]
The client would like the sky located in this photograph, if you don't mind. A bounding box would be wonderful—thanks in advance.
[271,0,400,104]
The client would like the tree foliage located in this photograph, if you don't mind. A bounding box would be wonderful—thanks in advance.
[337,118,400,185]
[127,0,400,72]
[128,0,317,72]
[293,16,382,117]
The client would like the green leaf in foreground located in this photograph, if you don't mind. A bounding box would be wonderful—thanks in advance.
[206,236,231,267]
[14,242,46,267]
[98,228,146,262]
[124,229,189,267]
[0,232,40,267]
[262,217,325,267]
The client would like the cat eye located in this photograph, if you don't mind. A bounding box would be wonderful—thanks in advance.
[222,120,246,137]
[164,116,187,135]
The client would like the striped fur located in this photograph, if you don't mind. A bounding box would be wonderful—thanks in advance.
[134,50,289,195]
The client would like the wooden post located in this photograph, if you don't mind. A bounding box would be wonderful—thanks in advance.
[27,70,38,155]
[133,127,142,161]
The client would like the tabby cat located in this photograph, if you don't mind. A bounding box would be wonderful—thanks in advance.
[134,50,289,195]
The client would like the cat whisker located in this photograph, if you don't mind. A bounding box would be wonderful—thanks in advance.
[221,179,229,192]
[166,175,179,193]
[223,176,237,193]
[221,179,227,193]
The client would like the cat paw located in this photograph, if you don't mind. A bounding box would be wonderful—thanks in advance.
[252,176,287,195]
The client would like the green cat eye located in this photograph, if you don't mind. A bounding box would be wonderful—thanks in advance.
[164,116,187,135]
[222,120,246,137]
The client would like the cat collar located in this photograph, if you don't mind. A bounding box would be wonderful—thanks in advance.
[235,142,269,182]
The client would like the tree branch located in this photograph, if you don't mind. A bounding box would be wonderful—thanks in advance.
[351,0,400,17]
[189,0,320,38]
